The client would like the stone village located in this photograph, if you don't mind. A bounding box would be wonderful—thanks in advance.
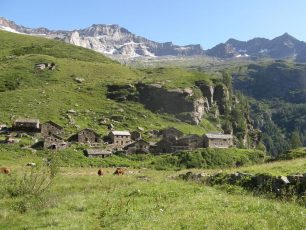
[0,118,233,158]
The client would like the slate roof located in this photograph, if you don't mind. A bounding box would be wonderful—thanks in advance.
[205,133,233,139]
[15,118,39,123]
[79,128,100,136]
[111,131,131,136]
[85,149,112,155]
[44,121,63,130]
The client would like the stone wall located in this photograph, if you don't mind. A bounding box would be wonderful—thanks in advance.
[179,171,306,199]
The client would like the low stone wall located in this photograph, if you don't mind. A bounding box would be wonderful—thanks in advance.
[179,171,306,199]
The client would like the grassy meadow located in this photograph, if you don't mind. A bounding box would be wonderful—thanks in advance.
[0,165,305,229]
[0,145,305,229]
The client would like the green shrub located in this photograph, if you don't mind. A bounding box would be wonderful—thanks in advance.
[3,165,55,197]
[277,148,306,160]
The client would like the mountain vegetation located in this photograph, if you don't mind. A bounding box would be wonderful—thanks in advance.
[232,61,306,156]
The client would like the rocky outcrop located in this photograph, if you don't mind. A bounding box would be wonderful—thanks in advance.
[135,83,207,124]
[195,81,214,106]
[213,84,230,114]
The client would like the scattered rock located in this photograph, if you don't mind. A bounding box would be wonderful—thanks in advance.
[137,176,150,181]
[137,127,144,132]
[67,109,77,114]
[279,176,290,184]
[74,77,85,83]
[179,171,208,181]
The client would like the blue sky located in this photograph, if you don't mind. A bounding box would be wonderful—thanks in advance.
[1,0,306,48]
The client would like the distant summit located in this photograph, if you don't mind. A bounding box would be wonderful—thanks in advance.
[1,17,306,61]
[206,33,306,61]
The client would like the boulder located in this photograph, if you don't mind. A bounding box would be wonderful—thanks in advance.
[67,109,77,114]
[279,176,290,184]
[74,77,85,83]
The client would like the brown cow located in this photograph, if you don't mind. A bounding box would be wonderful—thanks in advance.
[113,167,125,175]
[97,168,104,176]
[0,167,11,175]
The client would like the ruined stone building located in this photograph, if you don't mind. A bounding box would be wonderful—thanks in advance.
[173,134,204,151]
[203,133,233,148]
[44,134,69,150]
[109,131,131,147]
[159,127,183,141]
[150,139,173,154]
[124,139,151,154]
[77,128,101,144]
[41,121,64,137]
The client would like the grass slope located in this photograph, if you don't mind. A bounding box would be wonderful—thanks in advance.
[0,30,217,136]
[0,167,305,229]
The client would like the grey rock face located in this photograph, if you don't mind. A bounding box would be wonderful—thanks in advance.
[0,17,204,58]
[136,83,206,124]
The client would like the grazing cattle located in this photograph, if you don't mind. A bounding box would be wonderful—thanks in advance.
[113,168,125,175]
[0,167,11,175]
[97,168,104,176]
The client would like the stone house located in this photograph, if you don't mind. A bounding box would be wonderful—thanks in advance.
[77,128,101,144]
[175,134,204,149]
[84,149,112,158]
[203,132,233,148]
[160,127,183,141]
[150,139,174,154]
[41,121,64,137]
[109,131,131,147]
[44,134,69,150]
[13,118,40,132]
[124,139,150,154]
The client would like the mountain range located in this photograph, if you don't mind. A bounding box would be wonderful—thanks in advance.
[1,17,306,61]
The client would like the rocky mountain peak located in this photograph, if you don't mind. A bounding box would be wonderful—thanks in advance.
[0,17,204,58]
[1,17,306,61]
[207,33,306,60]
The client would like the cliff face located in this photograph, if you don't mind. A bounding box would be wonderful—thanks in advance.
[107,82,231,124]
[106,81,261,147]
[135,83,207,124]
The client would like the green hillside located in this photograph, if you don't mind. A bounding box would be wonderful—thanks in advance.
[0,30,217,136]
[232,61,306,156]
